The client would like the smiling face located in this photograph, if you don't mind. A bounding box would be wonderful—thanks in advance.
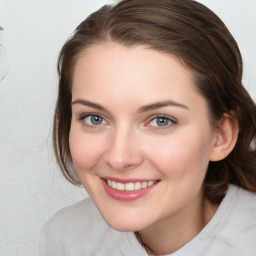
[69,43,218,232]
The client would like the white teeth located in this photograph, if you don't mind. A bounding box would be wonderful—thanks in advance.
[116,182,125,191]
[141,181,147,189]
[126,183,135,191]
[134,182,142,190]
[106,180,157,191]
[148,181,154,187]
[112,181,117,189]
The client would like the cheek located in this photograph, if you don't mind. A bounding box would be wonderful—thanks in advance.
[146,129,213,178]
[69,128,104,171]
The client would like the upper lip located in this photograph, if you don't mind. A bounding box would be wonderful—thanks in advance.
[101,176,159,184]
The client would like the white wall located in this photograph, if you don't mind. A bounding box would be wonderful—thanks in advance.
[0,1,255,255]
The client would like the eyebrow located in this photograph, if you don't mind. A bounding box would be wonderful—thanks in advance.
[138,100,189,112]
[71,99,189,113]
[72,98,109,111]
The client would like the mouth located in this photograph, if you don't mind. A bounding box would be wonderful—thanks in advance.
[101,177,160,201]
[105,179,158,191]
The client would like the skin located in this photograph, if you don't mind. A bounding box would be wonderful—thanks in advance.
[69,42,232,254]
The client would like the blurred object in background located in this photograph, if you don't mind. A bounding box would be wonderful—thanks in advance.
[0,26,8,82]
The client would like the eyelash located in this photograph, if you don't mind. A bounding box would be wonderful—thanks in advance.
[146,115,177,129]
[79,114,108,128]
[78,114,177,130]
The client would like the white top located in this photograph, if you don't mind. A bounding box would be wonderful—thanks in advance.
[40,185,256,256]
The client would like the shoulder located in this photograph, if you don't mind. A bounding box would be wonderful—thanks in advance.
[42,197,107,237]
[227,185,256,234]
[49,196,100,222]
[40,197,110,255]
[227,185,256,224]
[39,197,140,256]
[180,186,256,256]
[208,185,256,255]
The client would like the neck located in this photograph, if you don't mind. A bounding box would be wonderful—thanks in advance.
[135,196,218,255]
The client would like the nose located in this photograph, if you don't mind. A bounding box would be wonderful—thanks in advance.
[104,126,144,171]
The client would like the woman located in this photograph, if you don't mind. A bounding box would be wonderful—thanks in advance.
[40,0,256,255]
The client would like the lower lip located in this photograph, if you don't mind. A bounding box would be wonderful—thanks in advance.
[101,179,158,202]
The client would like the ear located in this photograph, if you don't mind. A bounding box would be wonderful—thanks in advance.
[210,113,239,162]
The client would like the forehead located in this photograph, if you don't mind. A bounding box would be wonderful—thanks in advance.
[72,42,207,114]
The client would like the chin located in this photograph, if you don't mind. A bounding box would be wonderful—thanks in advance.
[108,222,142,232]
[102,213,151,232]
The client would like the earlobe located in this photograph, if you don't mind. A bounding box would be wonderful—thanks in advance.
[210,114,239,162]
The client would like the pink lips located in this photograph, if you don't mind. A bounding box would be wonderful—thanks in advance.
[101,177,158,202]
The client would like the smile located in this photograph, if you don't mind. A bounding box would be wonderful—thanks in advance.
[101,178,159,201]
[106,180,157,191]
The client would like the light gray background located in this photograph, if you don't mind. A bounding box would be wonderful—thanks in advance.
[0,0,255,255]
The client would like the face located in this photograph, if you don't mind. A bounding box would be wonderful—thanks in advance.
[69,43,218,232]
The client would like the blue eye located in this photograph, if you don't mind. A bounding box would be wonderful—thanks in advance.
[149,116,174,127]
[84,115,107,126]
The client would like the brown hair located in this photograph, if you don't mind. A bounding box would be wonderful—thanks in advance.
[53,0,256,204]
